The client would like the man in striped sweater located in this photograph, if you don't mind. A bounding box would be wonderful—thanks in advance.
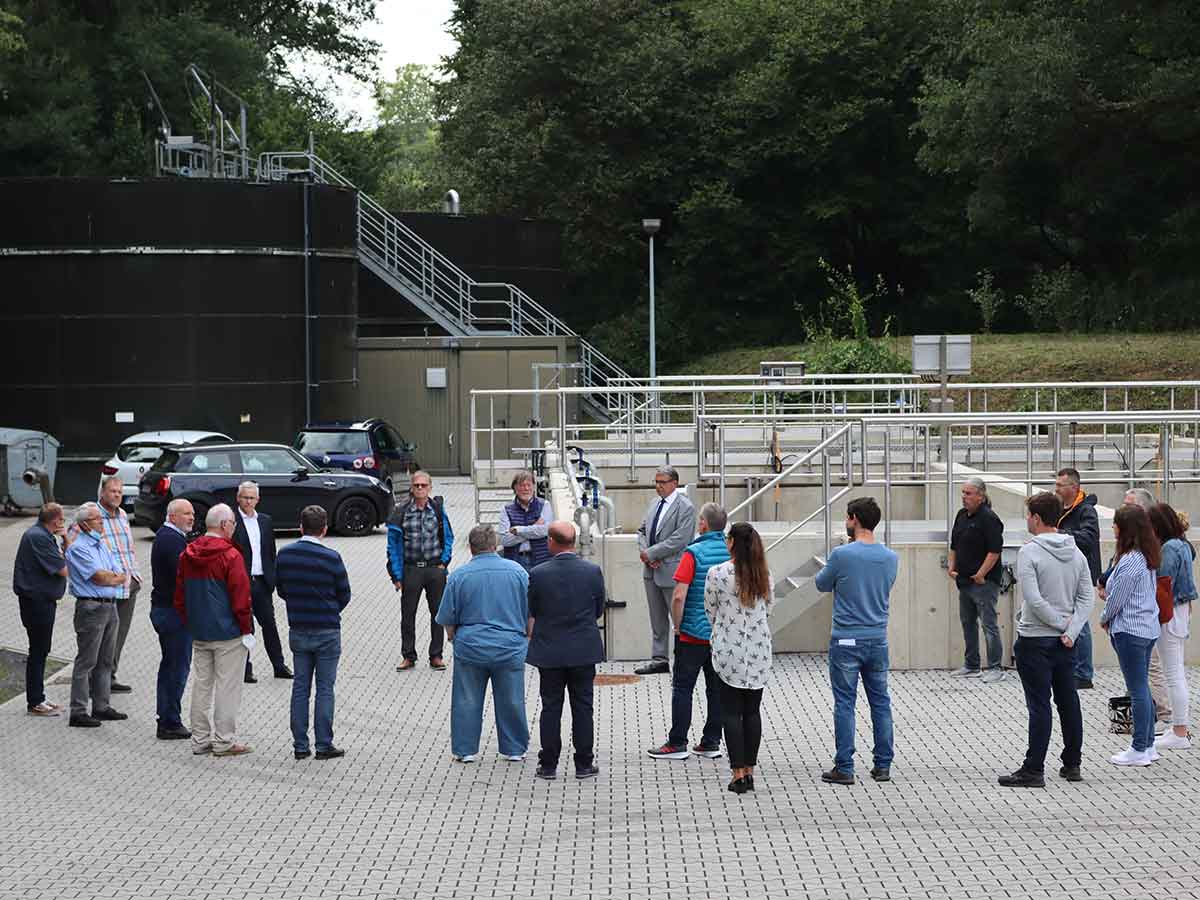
[276,505,352,761]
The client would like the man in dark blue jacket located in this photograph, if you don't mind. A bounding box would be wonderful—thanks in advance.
[150,498,194,739]
[13,503,70,717]
[527,521,605,780]
[1054,467,1102,689]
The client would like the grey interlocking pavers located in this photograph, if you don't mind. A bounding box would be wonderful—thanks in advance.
[2,480,1200,899]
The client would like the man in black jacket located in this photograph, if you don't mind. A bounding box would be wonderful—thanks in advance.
[150,499,194,739]
[527,521,605,781]
[233,482,291,682]
[1054,467,1101,689]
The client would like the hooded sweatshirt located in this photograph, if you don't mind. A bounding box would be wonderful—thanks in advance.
[173,534,253,642]
[1016,532,1095,641]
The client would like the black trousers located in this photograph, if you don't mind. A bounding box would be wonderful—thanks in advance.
[401,565,447,661]
[719,679,764,768]
[245,577,287,676]
[1014,635,1083,774]
[537,664,595,769]
[18,594,57,708]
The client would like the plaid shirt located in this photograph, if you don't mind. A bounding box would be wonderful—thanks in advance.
[402,502,442,563]
[69,505,139,598]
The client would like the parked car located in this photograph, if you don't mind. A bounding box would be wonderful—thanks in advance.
[293,419,416,494]
[101,430,233,510]
[134,442,393,538]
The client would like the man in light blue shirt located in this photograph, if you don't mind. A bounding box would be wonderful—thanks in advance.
[435,524,530,763]
[814,497,899,785]
[65,502,130,727]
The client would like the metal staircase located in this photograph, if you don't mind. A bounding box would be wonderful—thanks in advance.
[256,151,636,421]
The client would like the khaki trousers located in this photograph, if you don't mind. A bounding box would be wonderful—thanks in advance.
[1150,644,1172,723]
[190,637,248,753]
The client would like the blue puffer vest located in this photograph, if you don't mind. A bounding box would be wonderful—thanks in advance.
[682,530,730,641]
[502,496,551,566]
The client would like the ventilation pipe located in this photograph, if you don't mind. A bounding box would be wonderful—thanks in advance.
[443,189,461,215]
[22,467,54,504]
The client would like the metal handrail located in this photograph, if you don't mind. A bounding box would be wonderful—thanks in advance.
[726,425,853,518]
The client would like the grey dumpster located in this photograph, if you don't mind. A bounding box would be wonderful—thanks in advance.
[0,428,60,512]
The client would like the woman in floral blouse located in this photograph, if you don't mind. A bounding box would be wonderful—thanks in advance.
[705,522,774,794]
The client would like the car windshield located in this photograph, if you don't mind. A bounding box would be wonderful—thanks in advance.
[118,443,166,463]
[295,431,370,456]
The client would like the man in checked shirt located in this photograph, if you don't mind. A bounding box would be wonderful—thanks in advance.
[69,475,141,693]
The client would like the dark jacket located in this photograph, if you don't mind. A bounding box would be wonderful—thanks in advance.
[174,535,253,642]
[233,510,277,589]
[13,522,67,600]
[1057,492,1102,584]
[150,525,188,608]
[385,495,454,581]
[526,552,605,668]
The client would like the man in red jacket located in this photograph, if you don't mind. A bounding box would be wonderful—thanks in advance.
[174,503,254,757]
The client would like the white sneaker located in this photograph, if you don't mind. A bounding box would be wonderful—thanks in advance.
[1148,746,1161,762]
[1154,720,1171,735]
[500,753,526,762]
[1110,748,1153,767]
[1154,731,1192,750]
[950,667,981,678]
[453,754,477,763]
[980,670,1005,684]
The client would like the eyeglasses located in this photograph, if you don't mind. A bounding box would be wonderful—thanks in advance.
[412,483,431,489]
[654,479,673,485]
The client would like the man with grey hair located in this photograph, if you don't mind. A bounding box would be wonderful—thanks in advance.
[435,524,530,763]
[68,475,141,693]
[65,502,130,727]
[636,465,696,675]
[150,498,194,739]
[1124,488,1155,510]
[174,503,254,756]
[949,477,1006,682]
[648,503,729,760]
[232,480,291,683]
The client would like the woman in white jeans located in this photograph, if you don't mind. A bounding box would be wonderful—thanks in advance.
[1150,503,1197,751]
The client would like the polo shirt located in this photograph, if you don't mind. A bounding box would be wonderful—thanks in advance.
[950,504,1004,589]
[13,523,67,599]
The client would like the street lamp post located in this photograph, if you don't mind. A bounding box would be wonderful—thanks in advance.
[643,218,661,424]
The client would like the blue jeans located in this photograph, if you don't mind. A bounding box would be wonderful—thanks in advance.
[829,638,894,774]
[959,582,1002,670]
[667,637,722,749]
[150,607,193,729]
[290,629,341,753]
[1072,622,1094,681]
[451,659,528,758]
[1112,631,1156,752]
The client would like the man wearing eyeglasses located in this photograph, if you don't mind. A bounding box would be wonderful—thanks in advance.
[635,466,695,675]
[387,471,455,671]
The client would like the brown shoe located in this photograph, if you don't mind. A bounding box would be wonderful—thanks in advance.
[212,743,253,757]
[430,657,447,670]
[396,659,416,671]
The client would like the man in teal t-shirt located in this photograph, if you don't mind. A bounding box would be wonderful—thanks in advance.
[814,497,898,785]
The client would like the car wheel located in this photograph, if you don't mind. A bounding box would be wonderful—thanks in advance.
[335,497,376,536]
[187,503,209,540]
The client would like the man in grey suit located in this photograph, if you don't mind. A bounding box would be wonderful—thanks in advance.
[635,466,696,675]
[527,522,605,781]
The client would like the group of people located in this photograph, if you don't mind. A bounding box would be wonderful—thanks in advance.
[11,463,1197,788]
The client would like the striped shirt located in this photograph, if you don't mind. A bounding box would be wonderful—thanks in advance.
[275,536,351,631]
[1100,551,1161,640]
[69,505,139,598]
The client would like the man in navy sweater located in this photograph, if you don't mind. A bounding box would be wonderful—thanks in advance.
[814,497,899,786]
[276,505,352,760]
[150,499,194,740]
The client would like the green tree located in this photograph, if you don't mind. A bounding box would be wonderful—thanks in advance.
[371,64,452,211]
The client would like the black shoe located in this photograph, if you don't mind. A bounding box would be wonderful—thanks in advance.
[821,768,854,785]
[634,661,670,675]
[274,667,294,679]
[295,750,312,760]
[69,714,102,728]
[92,708,128,721]
[1059,765,1083,782]
[1076,678,1094,690]
[244,673,258,684]
[728,776,750,794]
[156,726,191,740]
[998,768,1045,788]
[870,767,891,782]
[315,747,345,760]
[746,774,755,791]
[109,681,132,694]
[535,765,557,780]
[575,764,600,780]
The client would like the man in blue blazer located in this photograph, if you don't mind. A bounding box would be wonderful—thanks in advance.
[232,482,291,682]
[150,498,194,739]
[527,521,605,781]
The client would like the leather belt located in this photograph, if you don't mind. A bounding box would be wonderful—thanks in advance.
[77,596,117,604]
[412,560,441,568]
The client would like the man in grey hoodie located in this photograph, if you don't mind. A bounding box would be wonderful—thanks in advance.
[999,492,1095,788]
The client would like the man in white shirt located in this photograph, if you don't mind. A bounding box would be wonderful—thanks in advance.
[635,466,696,675]
[232,482,291,682]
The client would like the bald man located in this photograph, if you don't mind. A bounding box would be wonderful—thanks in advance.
[150,499,194,739]
[527,521,606,780]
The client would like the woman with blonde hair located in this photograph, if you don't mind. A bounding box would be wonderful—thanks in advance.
[1149,503,1196,751]
[705,522,774,794]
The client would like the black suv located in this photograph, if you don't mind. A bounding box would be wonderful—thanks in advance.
[293,419,416,495]
[134,442,394,537]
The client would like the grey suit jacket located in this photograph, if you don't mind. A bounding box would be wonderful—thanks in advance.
[636,489,696,588]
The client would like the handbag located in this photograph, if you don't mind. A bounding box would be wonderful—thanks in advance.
[1156,575,1175,624]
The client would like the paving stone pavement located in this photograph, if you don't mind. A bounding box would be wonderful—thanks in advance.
[2,479,1200,899]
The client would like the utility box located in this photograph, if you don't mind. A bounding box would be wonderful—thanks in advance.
[928,397,956,414]
[912,335,972,376]
[0,428,60,512]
